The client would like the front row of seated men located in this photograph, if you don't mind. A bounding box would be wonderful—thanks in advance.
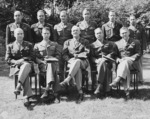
[5,25,141,106]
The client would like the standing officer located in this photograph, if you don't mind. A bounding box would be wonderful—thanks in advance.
[54,10,73,81]
[6,10,32,45]
[102,10,122,42]
[77,8,97,44]
[31,10,55,44]
[5,28,35,106]
[128,14,146,83]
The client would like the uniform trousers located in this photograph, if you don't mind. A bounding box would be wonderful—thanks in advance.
[117,58,137,91]
[17,62,33,97]
[40,62,59,91]
[67,58,88,91]
[96,58,112,92]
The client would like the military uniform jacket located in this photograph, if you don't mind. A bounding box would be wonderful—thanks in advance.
[6,22,32,45]
[62,38,89,61]
[102,21,122,42]
[128,24,146,51]
[119,38,141,61]
[34,41,61,60]
[76,21,97,44]
[90,40,120,64]
[31,22,54,44]
[5,41,34,76]
[54,22,73,46]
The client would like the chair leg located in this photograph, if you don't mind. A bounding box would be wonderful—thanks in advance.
[134,74,136,90]
[136,73,138,93]
[38,74,41,95]
[14,75,18,99]
[35,75,37,96]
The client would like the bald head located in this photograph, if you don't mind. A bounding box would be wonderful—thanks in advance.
[14,11,22,23]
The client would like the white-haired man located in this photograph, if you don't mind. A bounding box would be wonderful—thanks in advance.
[60,26,90,103]
[110,27,141,98]
[5,28,34,106]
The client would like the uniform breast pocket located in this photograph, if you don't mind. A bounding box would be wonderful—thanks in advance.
[105,29,111,37]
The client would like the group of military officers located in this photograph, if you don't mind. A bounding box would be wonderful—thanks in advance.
[5,8,145,106]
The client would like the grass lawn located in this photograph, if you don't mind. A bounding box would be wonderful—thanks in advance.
[0,54,150,119]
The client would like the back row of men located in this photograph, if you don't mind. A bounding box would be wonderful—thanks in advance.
[6,9,147,52]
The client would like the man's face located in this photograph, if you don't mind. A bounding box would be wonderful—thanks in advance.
[71,27,80,37]
[120,29,129,40]
[14,29,24,42]
[42,29,50,40]
[60,11,67,22]
[14,11,22,23]
[130,16,136,25]
[108,11,116,22]
[95,29,103,42]
[83,10,90,21]
[37,11,45,22]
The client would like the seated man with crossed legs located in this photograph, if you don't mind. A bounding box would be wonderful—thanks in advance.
[110,27,142,98]
[5,28,34,106]
[59,26,89,103]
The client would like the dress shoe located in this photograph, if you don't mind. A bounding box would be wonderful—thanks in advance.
[24,101,31,107]
[59,80,69,88]
[41,90,49,99]
[14,90,21,95]
[109,81,118,88]
[76,93,84,104]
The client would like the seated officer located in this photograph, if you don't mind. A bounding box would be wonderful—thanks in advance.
[5,28,34,106]
[60,26,89,103]
[6,10,32,45]
[110,27,141,98]
[90,28,120,96]
[34,27,61,100]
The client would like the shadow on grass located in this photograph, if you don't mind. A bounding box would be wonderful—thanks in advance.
[25,85,150,110]
[109,87,150,101]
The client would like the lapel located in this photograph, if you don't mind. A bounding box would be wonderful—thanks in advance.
[92,40,103,48]
[20,41,26,51]
[36,22,45,29]
[74,38,82,50]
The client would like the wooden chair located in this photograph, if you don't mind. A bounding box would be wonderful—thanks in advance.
[14,72,38,99]
[117,69,139,92]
